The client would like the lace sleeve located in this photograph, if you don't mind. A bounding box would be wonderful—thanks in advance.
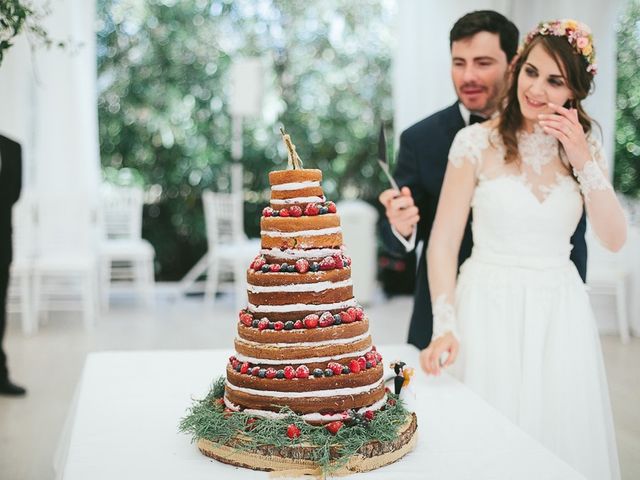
[432,294,459,341]
[573,136,612,200]
[587,136,609,173]
[448,124,488,177]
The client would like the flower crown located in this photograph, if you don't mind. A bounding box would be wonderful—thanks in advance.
[519,19,597,75]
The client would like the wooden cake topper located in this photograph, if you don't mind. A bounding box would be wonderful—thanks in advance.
[280,126,303,170]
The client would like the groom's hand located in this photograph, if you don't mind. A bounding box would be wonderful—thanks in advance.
[379,186,419,238]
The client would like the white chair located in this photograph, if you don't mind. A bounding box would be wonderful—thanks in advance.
[98,184,155,309]
[586,226,631,343]
[32,193,99,330]
[202,190,260,311]
[7,192,37,334]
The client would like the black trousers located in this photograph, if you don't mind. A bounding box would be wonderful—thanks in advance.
[0,265,9,381]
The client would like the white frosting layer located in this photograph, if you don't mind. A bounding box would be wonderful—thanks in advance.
[233,345,373,365]
[271,196,325,205]
[260,247,342,259]
[247,298,357,313]
[271,181,320,191]
[236,332,370,348]
[260,226,341,237]
[225,377,383,398]
[246,279,352,294]
[223,394,387,422]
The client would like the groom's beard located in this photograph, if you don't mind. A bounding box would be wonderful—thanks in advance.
[457,80,504,117]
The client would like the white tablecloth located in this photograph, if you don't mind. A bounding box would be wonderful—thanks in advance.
[55,344,585,479]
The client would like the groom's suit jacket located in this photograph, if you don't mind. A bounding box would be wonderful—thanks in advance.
[380,102,588,349]
[0,134,22,267]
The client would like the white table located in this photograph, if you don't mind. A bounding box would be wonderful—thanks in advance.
[55,345,585,479]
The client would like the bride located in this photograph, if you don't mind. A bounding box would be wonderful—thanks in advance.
[421,19,624,479]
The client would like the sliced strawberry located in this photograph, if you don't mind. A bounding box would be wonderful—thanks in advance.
[318,311,335,327]
[289,205,303,217]
[303,314,319,329]
[239,313,253,327]
[325,421,343,435]
[287,424,301,439]
[283,365,296,379]
[295,258,310,273]
[348,359,361,373]
[319,256,336,271]
[295,365,310,379]
[329,362,343,375]
[304,203,320,216]
[340,310,354,323]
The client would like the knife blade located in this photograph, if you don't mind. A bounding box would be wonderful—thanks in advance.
[377,124,400,192]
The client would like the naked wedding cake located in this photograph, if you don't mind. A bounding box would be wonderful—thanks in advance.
[180,129,417,476]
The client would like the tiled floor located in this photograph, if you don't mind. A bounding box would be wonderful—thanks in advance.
[1,292,638,479]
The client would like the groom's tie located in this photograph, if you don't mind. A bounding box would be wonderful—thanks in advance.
[469,114,485,125]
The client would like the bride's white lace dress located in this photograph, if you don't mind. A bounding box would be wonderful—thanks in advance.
[448,123,620,480]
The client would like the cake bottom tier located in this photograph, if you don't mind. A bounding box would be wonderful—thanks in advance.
[225,378,386,414]
[196,412,418,477]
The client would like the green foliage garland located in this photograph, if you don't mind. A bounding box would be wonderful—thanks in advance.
[179,376,411,475]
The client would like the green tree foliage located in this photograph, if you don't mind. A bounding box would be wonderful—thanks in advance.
[97,0,394,280]
[615,0,640,196]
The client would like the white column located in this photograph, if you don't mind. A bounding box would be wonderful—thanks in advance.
[0,0,100,195]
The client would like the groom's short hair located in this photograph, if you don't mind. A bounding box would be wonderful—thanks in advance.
[450,10,520,63]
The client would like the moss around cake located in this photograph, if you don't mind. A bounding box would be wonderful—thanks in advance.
[180,128,417,476]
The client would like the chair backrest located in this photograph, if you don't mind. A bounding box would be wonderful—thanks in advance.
[12,190,37,260]
[202,190,245,248]
[36,192,97,256]
[100,184,144,240]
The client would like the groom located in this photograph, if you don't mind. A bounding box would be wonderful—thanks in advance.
[379,10,588,349]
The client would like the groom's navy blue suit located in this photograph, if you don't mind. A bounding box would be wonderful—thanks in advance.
[381,102,588,349]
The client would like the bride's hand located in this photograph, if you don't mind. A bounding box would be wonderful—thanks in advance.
[420,332,459,376]
[538,103,591,170]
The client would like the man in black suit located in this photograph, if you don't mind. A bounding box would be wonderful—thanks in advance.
[379,10,588,350]
[0,133,26,396]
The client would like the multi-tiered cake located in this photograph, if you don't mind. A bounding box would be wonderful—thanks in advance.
[181,130,417,476]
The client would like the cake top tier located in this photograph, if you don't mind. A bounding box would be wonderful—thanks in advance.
[268,169,322,186]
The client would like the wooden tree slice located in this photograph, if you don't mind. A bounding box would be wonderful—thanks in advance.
[196,413,417,477]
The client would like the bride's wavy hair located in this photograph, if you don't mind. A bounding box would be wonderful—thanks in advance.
[497,35,596,164]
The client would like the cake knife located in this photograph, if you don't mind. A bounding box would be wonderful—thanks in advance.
[377,124,400,192]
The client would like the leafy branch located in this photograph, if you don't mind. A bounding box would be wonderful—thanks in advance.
[0,0,65,66]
